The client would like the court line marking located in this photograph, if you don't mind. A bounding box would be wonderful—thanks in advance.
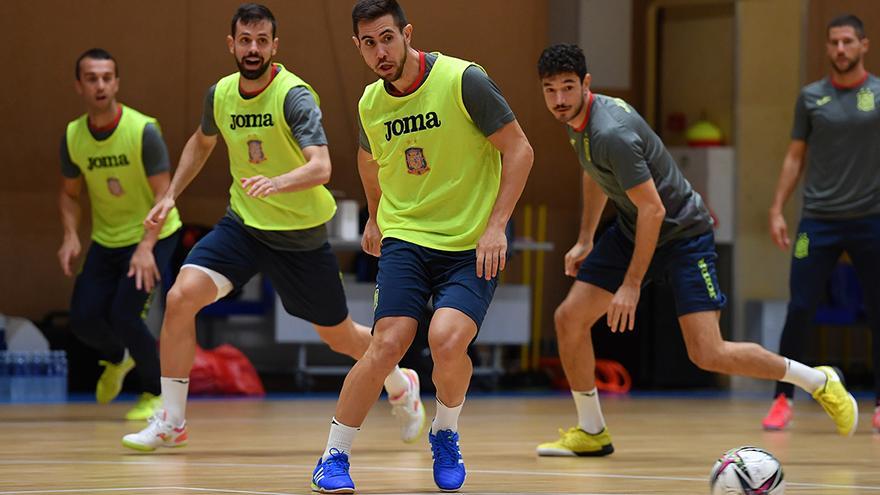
[0,490,612,495]
[0,488,296,495]
[0,459,878,492]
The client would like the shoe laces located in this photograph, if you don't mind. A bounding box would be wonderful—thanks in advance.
[431,431,461,467]
[391,394,416,418]
[561,426,583,437]
[818,385,844,411]
[144,411,178,435]
[390,397,406,416]
[140,415,168,436]
[322,448,351,477]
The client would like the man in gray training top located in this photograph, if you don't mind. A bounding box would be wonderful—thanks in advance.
[122,2,424,453]
[763,13,880,433]
[533,43,858,457]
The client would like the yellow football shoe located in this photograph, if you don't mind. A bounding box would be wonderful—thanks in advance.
[95,354,135,404]
[537,427,614,457]
[812,366,858,436]
[125,393,162,421]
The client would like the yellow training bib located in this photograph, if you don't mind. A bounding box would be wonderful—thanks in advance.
[213,64,336,231]
[65,105,182,247]
[359,54,501,251]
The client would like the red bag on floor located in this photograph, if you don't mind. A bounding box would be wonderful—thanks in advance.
[539,357,632,394]
[189,344,265,396]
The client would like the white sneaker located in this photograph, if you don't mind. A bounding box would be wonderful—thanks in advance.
[389,368,427,443]
[122,410,188,452]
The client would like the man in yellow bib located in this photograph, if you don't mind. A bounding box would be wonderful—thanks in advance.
[311,1,533,492]
[58,48,182,421]
[122,3,424,452]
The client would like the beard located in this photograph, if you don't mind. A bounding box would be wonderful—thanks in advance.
[377,47,408,83]
[830,54,861,75]
[237,55,272,80]
[554,98,585,125]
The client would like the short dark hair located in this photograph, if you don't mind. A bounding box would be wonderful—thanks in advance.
[828,14,865,39]
[231,3,276,38]
[537,43,588,80]
[75,48,117,80]
[351,0,408,36]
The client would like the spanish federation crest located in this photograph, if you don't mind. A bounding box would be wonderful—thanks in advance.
[247,137,267,164]
[107,177,124,197]
[857,87,875,112]
[404,147,430,175]
[794,232,809,259]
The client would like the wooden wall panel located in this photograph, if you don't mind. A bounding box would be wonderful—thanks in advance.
[807,0,880,83]
[2,1,582,326]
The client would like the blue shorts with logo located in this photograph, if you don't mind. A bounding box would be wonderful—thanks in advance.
[788,215,880,311]
[578,223,726,316]
[183,216,348,326]
[375,238,498,329]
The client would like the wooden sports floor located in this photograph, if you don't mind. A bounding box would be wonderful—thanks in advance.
[0,395,878,494]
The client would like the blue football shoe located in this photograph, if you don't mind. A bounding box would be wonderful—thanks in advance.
[429,429,466,491]
[311,449,355,493]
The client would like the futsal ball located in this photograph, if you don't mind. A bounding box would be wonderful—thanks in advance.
[709,446,785,494]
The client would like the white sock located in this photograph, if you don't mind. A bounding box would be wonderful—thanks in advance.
[323,417,360,461]
[160,377,189,426]
[116,348,130,365]
[572,388,606,434]
[781,358,826,394]
[384,366,410,400]
[432,397,464,434]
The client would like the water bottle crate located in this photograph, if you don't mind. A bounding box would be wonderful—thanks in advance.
[0,350,68,403]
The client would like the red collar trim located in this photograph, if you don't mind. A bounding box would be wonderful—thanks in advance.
[240,64,280,97]
[88,104,123,133]
[830,71,869,89]
[390,51,426,97]
[573,92,594,133]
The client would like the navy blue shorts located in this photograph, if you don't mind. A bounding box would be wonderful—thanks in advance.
[375,238,498,329]
[788,215,880,311]
[578,224,726,316]
[183,216,348,326]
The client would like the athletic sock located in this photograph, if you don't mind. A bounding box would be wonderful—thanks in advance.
[432,397,464,433]
[780,358,826,394]
[384,366,410,400]
[572,388,606,434]
[160,376,189,426]
[323,417,360,460]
